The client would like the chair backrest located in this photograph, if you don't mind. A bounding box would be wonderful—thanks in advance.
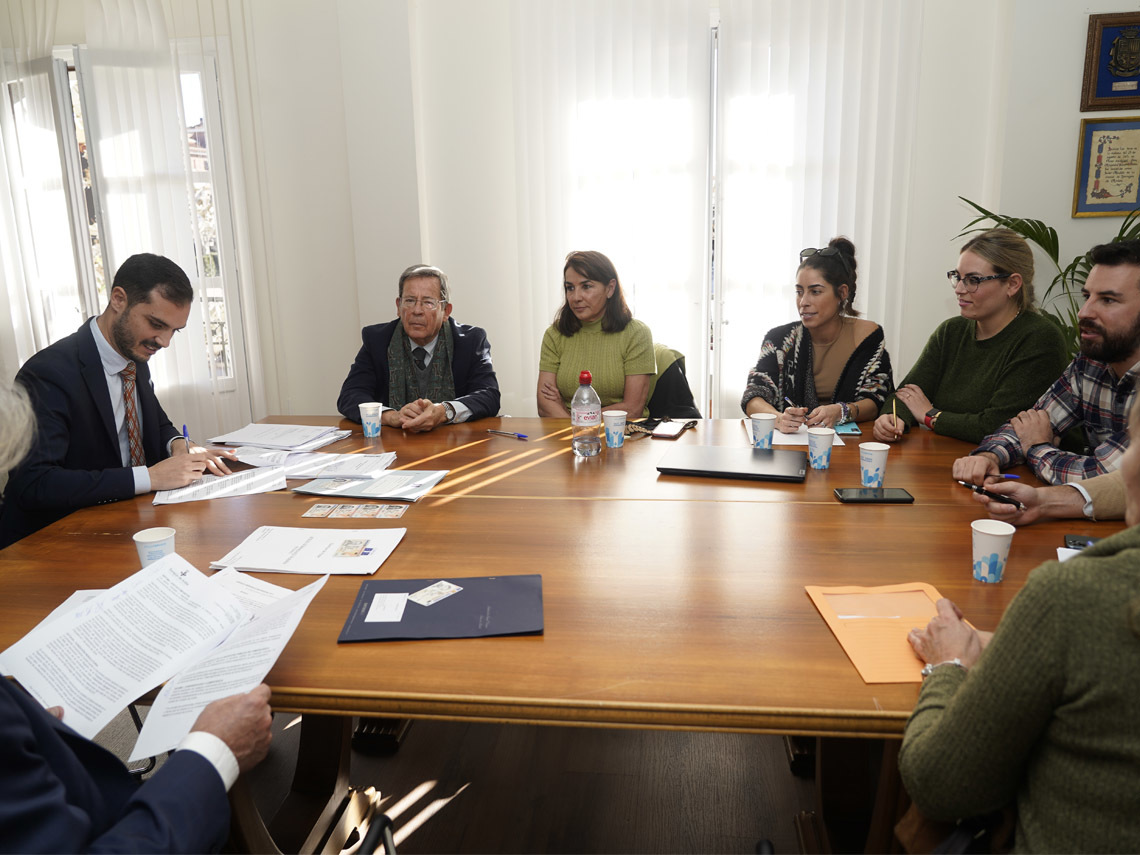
[647,343,701,420]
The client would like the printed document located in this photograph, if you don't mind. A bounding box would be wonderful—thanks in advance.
[292,470,448,502]
[0,555,248,739]
[211,525,406,574]
[130,575,327,760]
[209,423,346,450]
[233,448,396,479]
[153,465,287,504]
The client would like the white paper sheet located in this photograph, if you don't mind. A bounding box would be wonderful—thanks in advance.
[211,526,406,575]
[153,466,287,505]
[130,575,328,761]
[739,418,846,446]
[292,470,448,502]
[0,555,247,739]
[209,423,342,449]
[232,449,397,479]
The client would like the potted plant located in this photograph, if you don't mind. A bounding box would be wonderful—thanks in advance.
[959,196,1140,359]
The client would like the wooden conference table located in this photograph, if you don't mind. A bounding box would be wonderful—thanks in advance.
[0,417,1124,850]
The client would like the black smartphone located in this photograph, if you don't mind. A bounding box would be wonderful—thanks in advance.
[652,419,697,439]
[956,480,1024,509]
[1064,534,1101,550]
[834,488,915,504]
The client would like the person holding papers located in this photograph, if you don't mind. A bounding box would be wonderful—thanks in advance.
[742,237,893,431]
[0,253,236,549]
[898,399,1140,853]
[337,264,501,432]
[873,228,1067,445]
[0,380,274,853]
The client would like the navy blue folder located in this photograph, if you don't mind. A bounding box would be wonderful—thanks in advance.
[338,574,544,642]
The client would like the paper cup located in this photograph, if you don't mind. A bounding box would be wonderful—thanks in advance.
[603,410,627,448]
[807,427,835,470]
[859,442,890,487]
[133,527,176,568]
[750,413,777,449]
[359,402,382,438]
[972,519,1015,583]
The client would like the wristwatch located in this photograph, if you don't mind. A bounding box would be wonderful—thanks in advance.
[923,408,941,430]
[442,401,456,423]
[920,658,965,679]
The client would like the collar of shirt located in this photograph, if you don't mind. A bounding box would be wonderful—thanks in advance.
[416,334,440,365]
[90,317,131,377]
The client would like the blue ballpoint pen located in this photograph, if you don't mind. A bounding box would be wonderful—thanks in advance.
[487,429,528,440]
[182,424,190,449]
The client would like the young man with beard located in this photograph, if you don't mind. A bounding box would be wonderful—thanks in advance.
[953,239,1140,486]
[0,253,235,548]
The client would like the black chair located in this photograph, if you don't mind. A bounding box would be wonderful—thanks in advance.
[647,343,701,420]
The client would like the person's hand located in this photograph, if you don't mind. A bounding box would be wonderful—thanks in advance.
[776,406,807,433]
[148,453,210,490]
[895,384,933,421]
[872,413,905,442]
[183,444,235,477]
[907,598,984,668]
[381,408,402,428]
[805,404,841,429]
[971,480,1039,526]
[45,705,64,720]
[538,378,562,405]
[190,684,273,774]
[951,452,1000,485]
[1010,409,1054,455]
[398,399,446,432]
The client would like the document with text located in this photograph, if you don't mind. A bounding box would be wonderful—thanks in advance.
[233,448,397,479]
[210,423,348,451]
[211,525,406,575]
[153,465,287,505]
[130,574,327,760]
[292,470,449,502]
[0,555,248,739]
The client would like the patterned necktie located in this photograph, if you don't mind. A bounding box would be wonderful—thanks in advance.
[120,362,145,466]
[412,347,427,371]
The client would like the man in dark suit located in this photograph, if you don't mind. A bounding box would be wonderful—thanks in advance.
[0,253,235,549]
[0,380,272,852]
[337,264,500,432]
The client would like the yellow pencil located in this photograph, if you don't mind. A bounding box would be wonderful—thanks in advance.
[892,398,898,437]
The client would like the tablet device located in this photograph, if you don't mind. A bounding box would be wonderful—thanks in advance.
[656,445,807,482]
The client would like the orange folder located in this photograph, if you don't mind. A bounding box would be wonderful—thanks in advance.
[805,583,947,683]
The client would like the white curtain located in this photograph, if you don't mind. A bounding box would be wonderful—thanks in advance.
[715,0,923,415]
[0,0,76,378]
[511,0,713,406]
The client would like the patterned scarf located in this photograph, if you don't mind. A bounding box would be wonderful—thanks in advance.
[387,321,456,409]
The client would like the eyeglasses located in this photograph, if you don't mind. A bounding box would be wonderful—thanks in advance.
[400,297,443,311]
[800,246,853,282]
[945,270,1011,292]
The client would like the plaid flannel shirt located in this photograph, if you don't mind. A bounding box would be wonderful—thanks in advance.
[972,355,1138,484]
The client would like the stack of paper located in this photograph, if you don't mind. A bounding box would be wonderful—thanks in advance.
[293,469,448,502]
[211,525,406,575]
[210,423,351,452]
[233,448,397,479]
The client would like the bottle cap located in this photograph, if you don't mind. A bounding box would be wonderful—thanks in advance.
[578,370,592,385]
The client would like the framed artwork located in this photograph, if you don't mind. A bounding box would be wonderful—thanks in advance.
[1073,117,1140,217]
[1082,13,1140,111]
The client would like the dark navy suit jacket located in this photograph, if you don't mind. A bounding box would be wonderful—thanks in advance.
[336,317,501,421]
[0,320,179,549]
[0,676,229,853]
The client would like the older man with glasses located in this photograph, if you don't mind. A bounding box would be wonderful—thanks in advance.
[337,264,500,433]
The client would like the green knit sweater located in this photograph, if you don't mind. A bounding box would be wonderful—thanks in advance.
[882,312,1069,443]
[539,318,655,409]
[899,526,1140,853]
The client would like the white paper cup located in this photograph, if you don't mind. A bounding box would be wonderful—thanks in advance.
[750,413,777,449]
[807,427,835,470]
[859,442,890,487]
[603,410,627,448]
[971,519,1015,583]
[133,527,176,568]
[359,402,382,438]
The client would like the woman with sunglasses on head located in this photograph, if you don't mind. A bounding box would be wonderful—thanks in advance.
[742,237,893,432]
[872,228,1068,444]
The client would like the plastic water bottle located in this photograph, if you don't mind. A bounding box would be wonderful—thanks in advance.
[570,369,602,457]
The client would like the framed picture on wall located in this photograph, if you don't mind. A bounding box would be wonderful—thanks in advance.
[1081,12,1140,111]
[1073,117,1140,217]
